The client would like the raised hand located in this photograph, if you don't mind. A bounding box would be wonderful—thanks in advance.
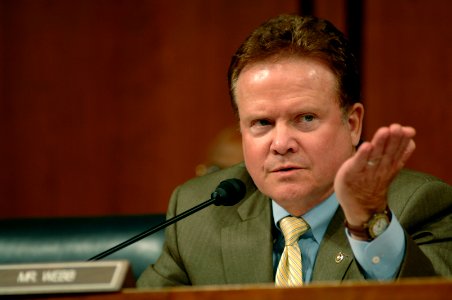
[334,124,416,228]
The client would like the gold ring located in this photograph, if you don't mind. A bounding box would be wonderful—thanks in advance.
[367,160,378,166]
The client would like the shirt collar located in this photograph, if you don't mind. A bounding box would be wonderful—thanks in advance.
[272,193,339,243]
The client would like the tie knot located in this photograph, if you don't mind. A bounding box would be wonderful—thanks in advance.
[279,216,309,246]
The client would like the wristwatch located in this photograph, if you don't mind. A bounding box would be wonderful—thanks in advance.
[344,207,392,240]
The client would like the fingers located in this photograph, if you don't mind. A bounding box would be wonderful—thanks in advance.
[399,140,416,168]
[391,125,416,168]
[366,126,390,170]
[366,124,416,172]
[352,141,374,172]
[335,123,416,188]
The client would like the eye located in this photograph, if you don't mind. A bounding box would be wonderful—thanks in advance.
[302,114,315,122]
[248,118,273,135]
[255,119,272,126]
[295,114,319,131]
[249,118,272,128]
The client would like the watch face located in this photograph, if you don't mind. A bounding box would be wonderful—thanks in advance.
[369,214,390,238]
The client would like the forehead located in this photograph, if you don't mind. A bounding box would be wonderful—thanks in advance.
[236,56,339,101]
[244,53,334,73]
[234,56,344,122]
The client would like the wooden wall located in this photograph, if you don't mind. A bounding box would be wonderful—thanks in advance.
[0,0,450,219]
[362,0,452,184]
[0,0,299,218]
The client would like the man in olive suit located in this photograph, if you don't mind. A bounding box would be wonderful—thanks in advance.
[137,15,452,287]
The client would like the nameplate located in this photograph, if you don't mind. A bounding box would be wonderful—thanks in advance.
[0,260,133,295]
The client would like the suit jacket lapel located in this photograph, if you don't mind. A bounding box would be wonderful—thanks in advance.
[221,186,274,284]
[312,208,361,281]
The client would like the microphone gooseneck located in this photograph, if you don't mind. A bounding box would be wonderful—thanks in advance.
[88,178,246,261]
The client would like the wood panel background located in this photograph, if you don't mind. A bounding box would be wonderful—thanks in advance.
[362,0,452,184]
[0,0,299,218]
[0,0,450,219]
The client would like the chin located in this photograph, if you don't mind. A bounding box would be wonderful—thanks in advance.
[261,180,331,212]
[264,183,308,202]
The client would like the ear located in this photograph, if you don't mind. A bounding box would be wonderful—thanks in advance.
[346,103,364,147]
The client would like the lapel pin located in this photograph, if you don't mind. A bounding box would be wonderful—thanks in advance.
[335,252,345,263]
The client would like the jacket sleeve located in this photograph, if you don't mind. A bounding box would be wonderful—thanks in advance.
[395,177,452,277]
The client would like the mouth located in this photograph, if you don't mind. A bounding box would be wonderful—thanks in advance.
[272,166,302,173]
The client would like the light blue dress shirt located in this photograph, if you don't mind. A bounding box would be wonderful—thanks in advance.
[272,193,405,282]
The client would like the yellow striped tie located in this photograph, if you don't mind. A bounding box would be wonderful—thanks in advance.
[275,216,310,287]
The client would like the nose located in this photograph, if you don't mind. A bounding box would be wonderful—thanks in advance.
[270,123,298,155]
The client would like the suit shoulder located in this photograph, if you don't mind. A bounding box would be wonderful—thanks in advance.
[389,169,451,216]
[390,169,450,192]
[170,163,253,209]
[395,169,445,183]
[390,169,449,194]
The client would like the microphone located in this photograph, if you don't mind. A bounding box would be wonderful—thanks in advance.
[211,178,246,206]
[88,178,246,261]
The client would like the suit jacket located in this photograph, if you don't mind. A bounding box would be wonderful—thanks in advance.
[137,163,452,287]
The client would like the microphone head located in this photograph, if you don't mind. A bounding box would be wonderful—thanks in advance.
[211,178,246,206]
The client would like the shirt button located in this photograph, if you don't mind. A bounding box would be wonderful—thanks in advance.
[372,256,381,264]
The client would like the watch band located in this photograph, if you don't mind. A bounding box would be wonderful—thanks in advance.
[344,219,372,240]
[344,206,392,241]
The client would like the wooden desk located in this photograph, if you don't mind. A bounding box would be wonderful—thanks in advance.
[24,278,452,300]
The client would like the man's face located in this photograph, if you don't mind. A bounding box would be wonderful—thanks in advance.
[235,56,363,215]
